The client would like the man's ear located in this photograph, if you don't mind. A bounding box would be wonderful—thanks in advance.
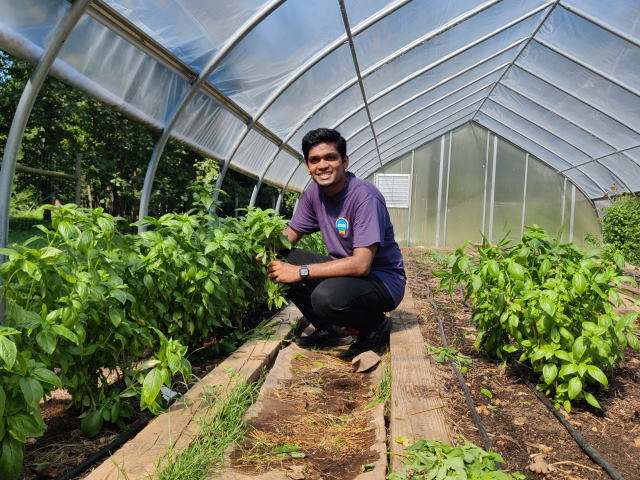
[343,154,350,169]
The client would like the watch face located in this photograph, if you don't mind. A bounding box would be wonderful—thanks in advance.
[300,266,309,278]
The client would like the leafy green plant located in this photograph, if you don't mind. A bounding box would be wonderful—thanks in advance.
[388,437,525,480]
[601,194,640,266]
[297,232,328,256]
[0,199,298,478]
[436,226,639,412]
[426,345,473,373]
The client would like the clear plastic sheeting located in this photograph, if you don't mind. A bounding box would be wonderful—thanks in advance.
[209,0,345,116]
[1,0,640,221]
[230,129,278,175]
[563,0,640,44]
[264,150,299,187]
[103,0,268,74]
[173,91,246,161]
[261,44,356,138]
[515,42,640,133]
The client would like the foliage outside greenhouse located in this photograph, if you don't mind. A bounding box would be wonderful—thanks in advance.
[601,194,640,266]
[0,192,319,479]
[436,226,640,413]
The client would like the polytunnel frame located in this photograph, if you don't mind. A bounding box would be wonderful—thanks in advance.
[0,0,93,324]
[251,0,509,208]
[0,0,637,270]
[295,0,553,194]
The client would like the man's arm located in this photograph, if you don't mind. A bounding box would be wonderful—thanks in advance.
[283,226,304,246]
[267,244,378,283]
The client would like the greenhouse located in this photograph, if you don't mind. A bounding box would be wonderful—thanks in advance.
[0,1,639,479]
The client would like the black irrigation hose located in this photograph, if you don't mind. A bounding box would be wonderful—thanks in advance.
[512,362,626,480]
[449,273,626,480]
[422,277,495,455]
[434,307,496,457]
[55,412,154,480]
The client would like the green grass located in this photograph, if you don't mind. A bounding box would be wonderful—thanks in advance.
[367,363,391,415]
[154,378,262,480]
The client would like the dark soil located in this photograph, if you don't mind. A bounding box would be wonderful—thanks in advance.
[21,348,226,480]
[230,350,380,480]
[404,248,640,480]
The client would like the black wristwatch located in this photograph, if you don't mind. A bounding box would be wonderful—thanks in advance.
[299,265,310,279]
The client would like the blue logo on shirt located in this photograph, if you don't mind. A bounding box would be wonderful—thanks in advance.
[336,218,349,236]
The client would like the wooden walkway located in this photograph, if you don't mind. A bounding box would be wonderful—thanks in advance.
[389,289,453,471]
[84,304,302,480]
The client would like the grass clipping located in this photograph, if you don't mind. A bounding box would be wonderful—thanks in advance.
[155,380,260,480]
[231,351,382,478]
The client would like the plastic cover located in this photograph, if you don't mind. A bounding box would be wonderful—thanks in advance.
[1,0,639,203]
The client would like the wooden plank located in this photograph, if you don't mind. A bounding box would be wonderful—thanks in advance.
[389,290,453,472]
[84,305,302,480]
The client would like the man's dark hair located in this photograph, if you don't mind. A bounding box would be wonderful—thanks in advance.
[301,128,347,161]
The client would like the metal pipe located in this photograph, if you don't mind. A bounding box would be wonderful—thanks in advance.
[351,97,484,172]
[513,64,640,136]
[533,37,640,97]
[240,0,414,206]
[487,97,632,194]
[338,0,383,169]
[558,2,640,49]
[353,114,474,178]
[252,0,505,205]
[349,78,497,157]
[475,111,607,200]
[345,52,517,144]
[498,82,640,170]
[0,0,92,323]
[138,0,286,227]
[471,0,559,122]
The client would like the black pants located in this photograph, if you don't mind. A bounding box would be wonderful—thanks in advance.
[283,248,395,334]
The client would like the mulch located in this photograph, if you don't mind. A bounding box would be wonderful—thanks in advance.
[403,248,640,480]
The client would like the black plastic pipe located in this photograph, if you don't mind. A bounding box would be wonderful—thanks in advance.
[55,412,154,480]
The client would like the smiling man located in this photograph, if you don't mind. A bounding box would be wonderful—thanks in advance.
[266,128,406,355]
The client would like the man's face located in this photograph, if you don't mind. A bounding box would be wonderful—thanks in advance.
[306,142,349,194]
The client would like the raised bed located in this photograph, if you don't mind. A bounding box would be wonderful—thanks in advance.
[82,304,302,480]
[404,248,640,480]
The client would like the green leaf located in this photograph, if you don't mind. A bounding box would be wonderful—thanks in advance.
[507,262,526,280]
[0,336,17,369]
[19,378,43,408]
[572,337,587,361]
[80,410,104,438]
[584,391,601,409]
[488,260,500,279]
[572,273,587,294]
[542,364,558,385]
[539,258,552,277]
[108,308,123,328]
[51,325,79,345]
[586,365,608,387]
[142,368,164,407]
[539,297,555,317]
[31,368,62,388]
[480,388,493,399]
[7,414,43,441]
[568,376,582,400]
[35,330,57,355]
[0,436,24,480]
[0,386,5,420]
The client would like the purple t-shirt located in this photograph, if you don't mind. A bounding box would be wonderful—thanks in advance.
[289,172,406,308]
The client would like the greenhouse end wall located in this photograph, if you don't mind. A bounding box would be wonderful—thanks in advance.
[366,122,601,248]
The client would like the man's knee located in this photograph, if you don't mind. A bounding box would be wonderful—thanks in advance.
[310,281,344,318]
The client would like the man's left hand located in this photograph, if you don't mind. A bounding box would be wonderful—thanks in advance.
[267,261,301,283]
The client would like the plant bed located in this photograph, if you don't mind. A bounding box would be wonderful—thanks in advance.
[217,343,387,480]
[19,351,223,480]
[404,248,640,480]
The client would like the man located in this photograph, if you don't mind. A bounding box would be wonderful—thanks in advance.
[266,128,405,355]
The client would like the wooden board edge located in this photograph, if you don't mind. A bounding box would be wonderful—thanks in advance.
[83,305,302,480]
